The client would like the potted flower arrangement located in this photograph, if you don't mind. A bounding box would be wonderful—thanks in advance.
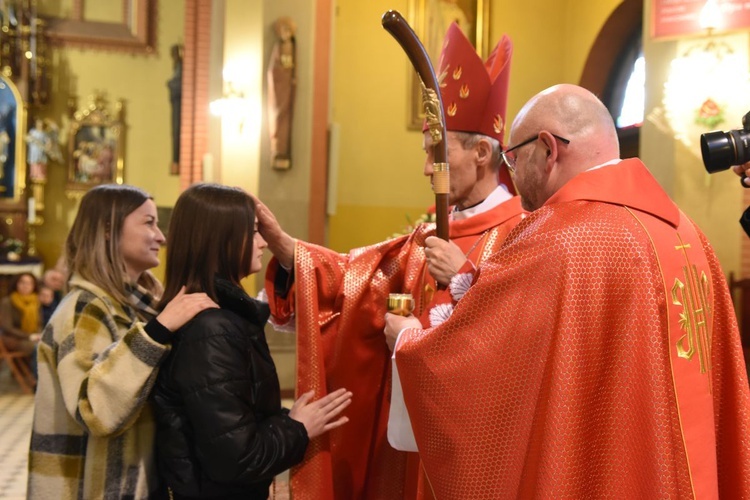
[391,205,437,238]
[0,235,24,261]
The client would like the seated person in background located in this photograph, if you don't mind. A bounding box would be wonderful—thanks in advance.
[0,272,42,355]
[37,285,58,327]
[42,268,65,303]
[153,183,353,499]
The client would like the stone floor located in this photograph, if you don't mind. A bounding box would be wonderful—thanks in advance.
[0,365,33,500]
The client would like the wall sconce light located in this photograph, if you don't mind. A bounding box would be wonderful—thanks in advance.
[210,81,254,133]
[209,63,258,133]
[699,0,722,31]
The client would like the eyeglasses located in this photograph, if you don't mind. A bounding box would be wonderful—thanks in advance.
[500,133,570,174]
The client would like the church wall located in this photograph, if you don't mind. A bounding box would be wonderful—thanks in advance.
[327,0,623,252]
[34,0,185,269]
[257,0,317,253]
[327,0,742,278]
[31,0,630,265]
[255,0,319,392]
[30,0,745,304]
[561,1,627,86]
[328,0,433,250]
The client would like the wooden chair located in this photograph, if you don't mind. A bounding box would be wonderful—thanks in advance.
[0,333,36,394]
[729,272,750,349]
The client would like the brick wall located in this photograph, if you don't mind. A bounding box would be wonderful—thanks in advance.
[180,0,212,189]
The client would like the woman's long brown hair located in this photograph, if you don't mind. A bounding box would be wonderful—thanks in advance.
[159,183,255,308]
[65,184,160,304]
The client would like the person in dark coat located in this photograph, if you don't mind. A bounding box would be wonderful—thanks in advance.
[153,183,352,499]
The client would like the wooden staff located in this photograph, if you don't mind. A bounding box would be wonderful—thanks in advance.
[382,10,449,241]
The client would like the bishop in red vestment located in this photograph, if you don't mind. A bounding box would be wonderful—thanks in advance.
[388,84,750,499]
[260,24,523,500]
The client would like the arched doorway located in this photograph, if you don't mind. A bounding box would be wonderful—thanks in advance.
[579,0,643,159]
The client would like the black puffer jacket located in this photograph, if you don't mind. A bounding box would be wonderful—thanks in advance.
[153,278,308,499]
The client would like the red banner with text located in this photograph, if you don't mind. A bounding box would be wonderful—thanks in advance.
[652,0,750,39]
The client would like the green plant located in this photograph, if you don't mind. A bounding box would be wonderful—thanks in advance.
[390,210,437,239]
[0,235,24,255]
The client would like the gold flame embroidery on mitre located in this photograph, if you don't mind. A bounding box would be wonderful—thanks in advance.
[459,84,469,99]
[493,115,504,134]
[447,102,457,117]
[453,66,462,80]
[438,67,448,88]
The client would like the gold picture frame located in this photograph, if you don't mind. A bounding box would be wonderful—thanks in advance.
[0,75,27,208]
[66,94,125,195]
[44,0,156,54]
[407,0,490,130]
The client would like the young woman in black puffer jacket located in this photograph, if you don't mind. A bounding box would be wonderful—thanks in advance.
[153,184,352,499]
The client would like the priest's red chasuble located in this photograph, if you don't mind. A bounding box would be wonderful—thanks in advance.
[396,159,750,498]
[265,197,525,499]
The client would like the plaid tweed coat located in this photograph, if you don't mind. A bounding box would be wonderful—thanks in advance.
[27,274,169,499]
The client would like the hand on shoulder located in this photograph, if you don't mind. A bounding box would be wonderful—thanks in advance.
[157,286,219,332]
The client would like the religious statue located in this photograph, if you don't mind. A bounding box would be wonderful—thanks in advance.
[267,17,296,170]
[25,118,61,183]
[167,43,183,175]
[44,119,62,163]
[0,96,15,185]
[0,129,9,167]
[26,118,50,182]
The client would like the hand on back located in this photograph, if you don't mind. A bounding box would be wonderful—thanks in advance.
[289,388,353,439]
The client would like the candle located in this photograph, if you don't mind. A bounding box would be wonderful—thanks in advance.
[202,153,214,183]
[28,197,36,224]
[29,8,37,76]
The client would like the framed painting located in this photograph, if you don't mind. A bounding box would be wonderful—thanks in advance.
[0,76,26,207]
[67,95,124,194]
[44,0,156,53]
[407,0,491,129]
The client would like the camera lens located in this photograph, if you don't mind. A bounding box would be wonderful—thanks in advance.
[701,129,750,173]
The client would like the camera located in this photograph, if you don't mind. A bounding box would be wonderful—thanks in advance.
[700,111,750,237]
[701,111,750,236]
[700,110,750,173]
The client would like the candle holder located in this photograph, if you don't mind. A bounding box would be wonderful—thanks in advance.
[31,180,46,211]
[26,215,43,257]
